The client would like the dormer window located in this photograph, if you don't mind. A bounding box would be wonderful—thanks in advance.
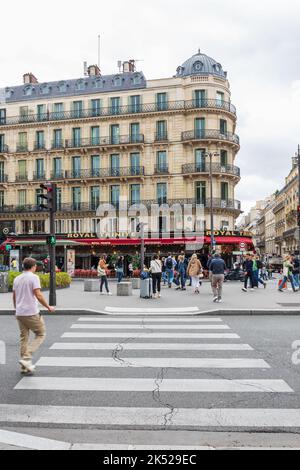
[176,66,184,76]
[93,78,104,89]
[24,85,35,96]
[5,88,14,99]
[133,74,142,85]
[58,81,67,93]
[40,84,50,95]
[214,63,221,73]
[76,80,86,91]
[113,76,122,87]
[193,61,203,73]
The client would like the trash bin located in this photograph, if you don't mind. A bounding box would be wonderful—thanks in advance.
[0,273,9,293]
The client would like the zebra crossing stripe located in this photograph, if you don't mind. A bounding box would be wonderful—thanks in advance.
[70,324,231,330]
[36,357,270,369]
[14,378,293,393]
[50,343,254,351]
[104,307,200,313]
[0,429,70,450]
[62,333,240,339]
[1,405,300,428]
[77,318,223,323]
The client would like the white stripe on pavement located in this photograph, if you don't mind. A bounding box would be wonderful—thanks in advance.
[0,429,70,450]
[14,378,293,393]
[70,324,231,330]
[1,405,300,428]
[36,357,270,369]
[77,318,224,323]
[50,343,254,351]
[62,333,240,339]
[105,307,200,313]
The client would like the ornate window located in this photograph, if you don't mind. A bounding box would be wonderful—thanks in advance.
[5,88,14,99]
[193,61,204,73]
[58,81,67,93]
[23,85,35,96]
[76,80,86,91]
[113,76,122,87]
[133,74,142,85]
[40,84,50,95]
[93,78,104,89]
[214,63,221,73]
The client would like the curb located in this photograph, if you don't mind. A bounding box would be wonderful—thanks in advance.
[1,309,300,316]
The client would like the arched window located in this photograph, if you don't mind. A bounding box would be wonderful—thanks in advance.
[58,81,67,93]
[133,74,142,85]
[40,84,50,95]
[5,88,14,99]
[76,80,86,91]
[24,85,34,96]
[93,79,104,89]
[113,76,122,87]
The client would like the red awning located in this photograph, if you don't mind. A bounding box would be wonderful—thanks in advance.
[205,236,253,245]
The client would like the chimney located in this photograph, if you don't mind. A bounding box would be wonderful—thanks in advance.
[122,60,136,73]
[88,65,101,77]
[23,73,38,84]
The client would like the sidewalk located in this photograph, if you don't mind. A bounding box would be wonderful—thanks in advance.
[1,277,299,314]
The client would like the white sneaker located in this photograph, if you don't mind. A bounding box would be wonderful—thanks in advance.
[19,359,35,374]
[242,288,247,292]
[107,292,113,296]
[213,296,218,303]
[158,294,161,298]
[218,299,222,303]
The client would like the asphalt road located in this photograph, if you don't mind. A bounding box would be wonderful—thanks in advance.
[0,313,300,449]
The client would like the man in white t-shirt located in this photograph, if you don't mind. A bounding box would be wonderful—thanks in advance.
[13,257,55,374]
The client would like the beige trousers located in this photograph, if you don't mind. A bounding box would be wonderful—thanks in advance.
[16,314,46,361]
[211,274,225,299]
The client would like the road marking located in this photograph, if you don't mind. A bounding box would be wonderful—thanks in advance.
[15,378,293,393]
[105,307,200,313]
[0,429,70,450]
[36,357,270,369]
[1,405,300,428]
[50,343,254,351]
[62,333,240,339]
[77,318,224,323]
[70,324,231,330]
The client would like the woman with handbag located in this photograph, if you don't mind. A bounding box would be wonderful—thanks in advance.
[187,254,203,294]
[150,254,162,299]
[98,255,112,295]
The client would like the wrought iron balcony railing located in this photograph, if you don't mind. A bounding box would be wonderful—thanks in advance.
[0,197,242,214]
[155,132,168,142]
[182,162,240,177]
[65,166,145,179]
[32,172,46,181]
[64,135,144,149]
[154,165,169,175]
[0,145,8,153]
[182,129,240,145]
[16,144,28,152]
[34,142,46,151]
[0,174,8,183]
[0,99,237,127]
[15,173,28,182]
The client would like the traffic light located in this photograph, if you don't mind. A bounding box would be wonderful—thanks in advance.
[46,235,57,246]
[38,183,57,212]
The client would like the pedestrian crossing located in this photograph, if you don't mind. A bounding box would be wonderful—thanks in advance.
[8,314,299,435]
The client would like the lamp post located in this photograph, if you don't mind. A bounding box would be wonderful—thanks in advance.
[205,151,219,254]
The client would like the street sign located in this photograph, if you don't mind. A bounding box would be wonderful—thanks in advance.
[239,242,246,252]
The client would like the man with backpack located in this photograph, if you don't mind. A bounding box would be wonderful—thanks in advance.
[164,254,176,288]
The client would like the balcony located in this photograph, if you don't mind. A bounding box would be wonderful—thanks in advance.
[0,100,237,128]
[182,162,240,177]
[65,166,145,180]
[0,174,8,184]
[185,99,236,115]
[154,165,169,175]
[0,145,9,153]
[51,141,65,150]
[16,144,28,153]
[34,142,46,151]
[204,198,241,212]
[15,173,28,182]
[154,132,168,142]
[33,172,46,181]
[64,135,144,149]
[182,129,240,146]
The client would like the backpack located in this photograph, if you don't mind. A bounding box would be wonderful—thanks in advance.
[166,258,173,270]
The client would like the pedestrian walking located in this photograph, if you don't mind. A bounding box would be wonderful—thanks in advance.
[98,255,112,295]
[161,257,167,285]
[128,262,134,279]
[187,254,203,294]
[176,255,187,291]
[291,255,300,289]
[242,254,255,292]
[253,256,267,289]
[115,256,124,283]
[209,253,226,303]
[164,253,176,288]
[278,255,297,292]
[13,258,55,374]
[150,254,162,299]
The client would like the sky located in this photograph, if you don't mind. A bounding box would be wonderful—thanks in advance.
[1,0,300,215]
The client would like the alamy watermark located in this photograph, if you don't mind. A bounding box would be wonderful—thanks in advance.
[0,341,6,365]
[292,341,300,366]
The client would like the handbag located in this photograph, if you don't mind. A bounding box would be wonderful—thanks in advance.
[97,267,106,277]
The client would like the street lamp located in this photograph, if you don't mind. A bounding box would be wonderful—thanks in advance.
[205,151,219,254]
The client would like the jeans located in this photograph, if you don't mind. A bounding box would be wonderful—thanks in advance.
[293,274,300,288]
[100,275,109,293]
[279,275,296,292]
[152,273,162,294]
[244,272,254,289]
[166,269,174,286]
[178,271,186,288]
[116,270,124,283]
[253,270,265,287]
